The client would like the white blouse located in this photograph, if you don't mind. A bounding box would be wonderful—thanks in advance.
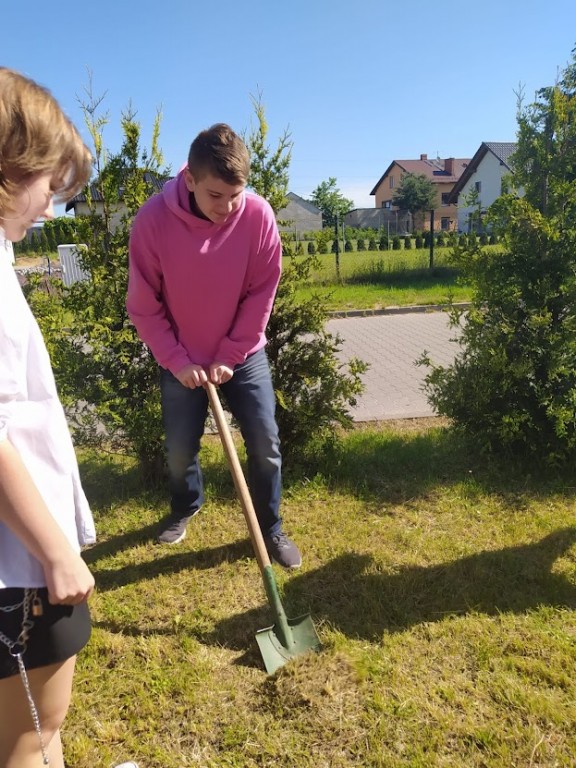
[0,231,96,588]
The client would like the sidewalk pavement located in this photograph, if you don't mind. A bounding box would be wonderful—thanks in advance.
[326,308,461,422]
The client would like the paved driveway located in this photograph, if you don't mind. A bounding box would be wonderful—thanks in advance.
[326,310,461,421]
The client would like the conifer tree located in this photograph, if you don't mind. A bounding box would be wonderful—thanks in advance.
[423,49,576,464]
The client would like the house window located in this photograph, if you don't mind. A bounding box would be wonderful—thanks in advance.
[441,193,450,206]
[475,181,482,193]
[389,176,394,189]
[382,200,391,209]
[441,217,450,230]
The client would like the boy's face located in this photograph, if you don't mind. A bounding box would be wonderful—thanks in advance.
[184,169,244,224]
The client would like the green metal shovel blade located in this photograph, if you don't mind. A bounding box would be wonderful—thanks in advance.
[255,613,322,675]
[255,565,321,675]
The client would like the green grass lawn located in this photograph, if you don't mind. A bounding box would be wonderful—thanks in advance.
[287,247,474,310]
[65,423,576,767]
[18,245,473,311]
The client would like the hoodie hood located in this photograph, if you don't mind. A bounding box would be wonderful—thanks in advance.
[161,169,246,229]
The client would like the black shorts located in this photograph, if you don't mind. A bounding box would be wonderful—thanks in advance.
[0,587,91,680]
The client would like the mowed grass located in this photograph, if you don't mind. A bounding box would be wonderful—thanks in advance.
[65,422,576,767]
[289,247,473,310]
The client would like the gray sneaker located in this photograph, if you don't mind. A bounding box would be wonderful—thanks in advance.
[157,513,194,544]
[264,532,302,569]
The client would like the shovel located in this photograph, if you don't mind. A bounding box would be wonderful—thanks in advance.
[205,381,321,674]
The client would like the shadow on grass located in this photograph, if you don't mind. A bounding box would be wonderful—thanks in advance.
[92,526,576,667]
[206,526,576,654]
[85,532,254,586]
[80,429,574,518]
[78,444,235,513]
[301,425,576,507]
[346,264,460,288]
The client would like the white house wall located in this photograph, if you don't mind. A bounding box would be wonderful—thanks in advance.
[456,151,512,231]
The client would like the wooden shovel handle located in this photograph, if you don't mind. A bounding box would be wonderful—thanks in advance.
[205,381,271,573]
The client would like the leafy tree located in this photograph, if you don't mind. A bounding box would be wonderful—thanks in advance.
[244,91,291,216]
[309,177,353,229]
[423,48,576,465]
[44,217,80,248]
[245,99,367,465]
[463,186,483,233]
[392,173,436,232]
[28,87,168,479]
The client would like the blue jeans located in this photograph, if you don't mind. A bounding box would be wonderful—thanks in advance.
[160,348,282,537]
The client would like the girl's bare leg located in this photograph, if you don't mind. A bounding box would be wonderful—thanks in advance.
[0,656,76,768]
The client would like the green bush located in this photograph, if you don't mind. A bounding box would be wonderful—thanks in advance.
[489,233,498,245]
[479,232,489,246]
[403,235,412,249]
[415,235,424,248]
[436,233,445,247]
[458,233,468,246]
[392,235,401,250]
[357,238,366,251]
[379,234,389,249]
[422,50,576,465]
[307,240,316,255]
[344,239,354,252]
[368,238,378,250]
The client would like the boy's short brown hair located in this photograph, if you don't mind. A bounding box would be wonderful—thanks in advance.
[0,67,92,217]
[187,123,250,185]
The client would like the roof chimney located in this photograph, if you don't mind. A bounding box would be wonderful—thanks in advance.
[444,157,455,175]
[420,153,428,161]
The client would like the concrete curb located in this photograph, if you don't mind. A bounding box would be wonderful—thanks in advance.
[327,302,471,318]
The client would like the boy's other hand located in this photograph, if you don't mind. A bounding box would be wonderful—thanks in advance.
[209,362,233,384]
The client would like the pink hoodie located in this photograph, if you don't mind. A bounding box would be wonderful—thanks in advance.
[127,170,282,373]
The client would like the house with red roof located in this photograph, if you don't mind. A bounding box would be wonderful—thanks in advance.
[370,153,470,232]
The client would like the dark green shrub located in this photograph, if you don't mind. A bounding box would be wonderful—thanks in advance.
[379,234,389,249]
[307,240,316,255]
[368,238,378,250]
[458,233,467,246]
[422,50,576,465]
[489,233,498,245]
[344,239,354,252]
[403,235,412,249]
[357,238,366,251]
[479,232,489,246]
[392,235,401,250]
[415,235,424,248]
[436,233,445,247]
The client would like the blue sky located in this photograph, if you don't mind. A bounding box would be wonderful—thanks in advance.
[3,0,575,213]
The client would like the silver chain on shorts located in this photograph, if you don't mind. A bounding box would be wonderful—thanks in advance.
[0,588,49,765]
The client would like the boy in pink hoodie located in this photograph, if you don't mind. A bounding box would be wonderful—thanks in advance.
[127,124,301,569]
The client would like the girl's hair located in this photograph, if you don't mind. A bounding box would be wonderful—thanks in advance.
[0,67,92,217]
[187,123,250,185]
